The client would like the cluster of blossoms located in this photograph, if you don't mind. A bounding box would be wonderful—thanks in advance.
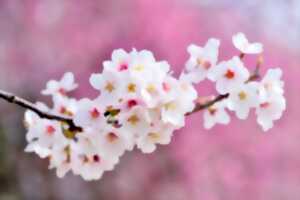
[24,33,286,180]
[184,33,285,130]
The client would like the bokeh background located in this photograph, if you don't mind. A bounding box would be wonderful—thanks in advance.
[0,0,299,199]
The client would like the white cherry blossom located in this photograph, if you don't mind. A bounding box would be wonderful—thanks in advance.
[25,119,65,149]
[48,144,73,178]
[73,98,105,129]
[52,95,78,117]
[42,72,78,96]
[227,82,259,119]
[87,126,134,157]
[255,68,286,131]
[71,135,119,181]
[260,68,284,96]
[161,77,197,127]
[184,38,220,83]
[203,101,230,129]
[129,50,170,84]
[90,70,123,106]
[136,122,175,153]
[232,32,263,54]
[119,106,151,138]
[208,56,250,94]
[103,49,131,72]
[256,94,286,131]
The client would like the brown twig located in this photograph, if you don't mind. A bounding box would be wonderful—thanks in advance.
[0,89,82,132]
[186,93,229,116]
[0,88,229,126]
[247,55,263,82]
[239,53,245,59]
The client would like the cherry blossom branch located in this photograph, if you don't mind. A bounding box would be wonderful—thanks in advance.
[0,89,82,132]
[0,54,263,130]
[0,87,227,128]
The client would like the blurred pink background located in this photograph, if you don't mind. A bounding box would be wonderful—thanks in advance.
[0,0,299,199]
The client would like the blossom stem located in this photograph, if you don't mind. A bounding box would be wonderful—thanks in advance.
[247,55,263,82]
[0,89,82,132]
[186,94,229,116]
[239,53,245,59]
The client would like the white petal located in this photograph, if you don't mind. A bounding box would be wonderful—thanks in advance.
[60,72,74,86]
[247,43,263,54]
[111,49,128,61]
[89,73,102,90]
[232,32,248,50]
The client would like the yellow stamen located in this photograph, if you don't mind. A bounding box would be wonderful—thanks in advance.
[147,84,156,93]
[148,132,160,142]
[208,107,217,115]
[105,82,115,93]
[133,65,144,71]
[238,91,247,100]
[165,102,176,111]
[127,83,136,93]
[127,114,139,125]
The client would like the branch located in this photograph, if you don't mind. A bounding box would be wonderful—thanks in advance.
[186,93,229,116]
[247,55,263,82]
[0,88,228,126]
[0,89,82,132]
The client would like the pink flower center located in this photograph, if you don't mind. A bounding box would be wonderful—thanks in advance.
[90,108,100,119]
[59,106,67,114]
[162,82,171,92]
[46,125,55,135]
[260,102,270,108]
[127,99,138,108]
[202,61,212,69]
[118,63,128,71]
[225,69,235,79]
[197,58,212,70]
[59,106,73,116]
[93,155,101,162]
[58,88,66,95]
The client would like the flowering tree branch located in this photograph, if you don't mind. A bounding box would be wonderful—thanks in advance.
[186,94,229,116]
[0,89,82,132]
[0,88,228,129]
[0,33,286,181]
[0,55,262,130]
